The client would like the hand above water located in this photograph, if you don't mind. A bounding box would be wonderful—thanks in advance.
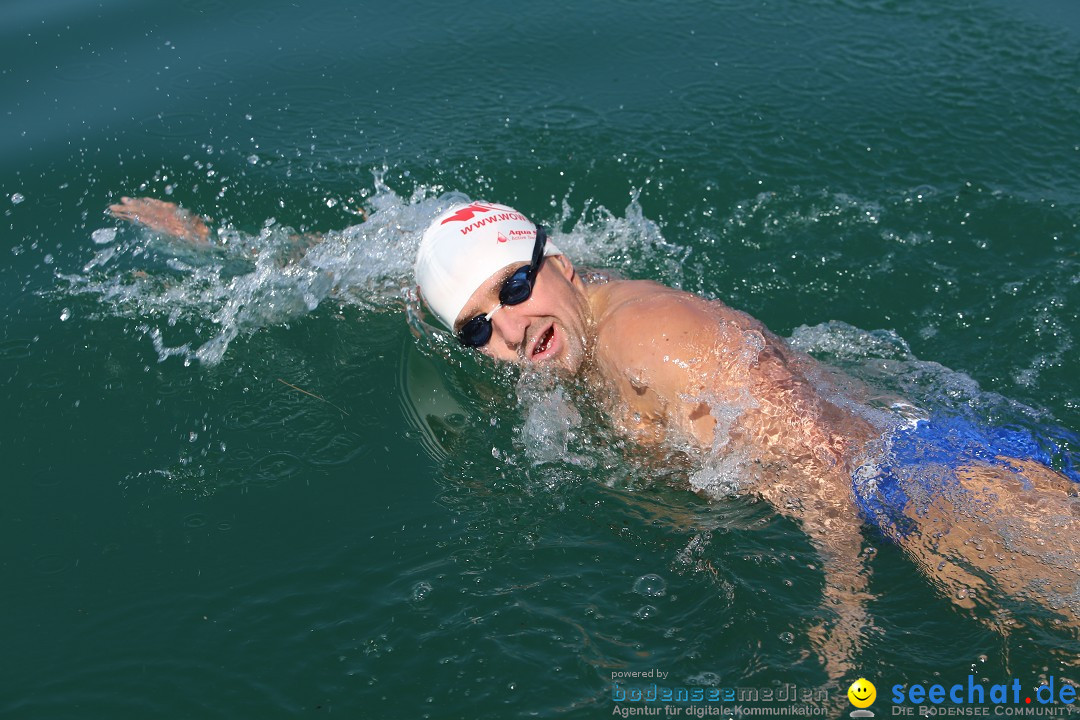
[107,197,211,244]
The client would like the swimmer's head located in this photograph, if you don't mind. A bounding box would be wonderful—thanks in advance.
[415,201,561,330]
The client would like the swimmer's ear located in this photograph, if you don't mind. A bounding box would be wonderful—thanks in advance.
[547,254,576,281]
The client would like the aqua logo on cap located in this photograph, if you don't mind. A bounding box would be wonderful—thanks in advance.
[415,202,560,330]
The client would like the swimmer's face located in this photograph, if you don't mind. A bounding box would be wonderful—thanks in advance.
[453,254,592,373]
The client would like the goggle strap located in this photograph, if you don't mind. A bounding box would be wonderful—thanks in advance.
[530,225,547,272]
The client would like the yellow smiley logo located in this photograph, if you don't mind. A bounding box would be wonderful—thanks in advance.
[848,678,876,708]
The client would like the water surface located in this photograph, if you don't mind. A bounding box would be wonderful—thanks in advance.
[2,0,1079,717]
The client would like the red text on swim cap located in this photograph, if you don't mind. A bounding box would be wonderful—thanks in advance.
[458,213,529,236]
[440,203,502,225]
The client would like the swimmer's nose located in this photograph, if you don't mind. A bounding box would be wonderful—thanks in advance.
[488,303,530,350]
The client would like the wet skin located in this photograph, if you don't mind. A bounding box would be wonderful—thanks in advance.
[108,197,211,244]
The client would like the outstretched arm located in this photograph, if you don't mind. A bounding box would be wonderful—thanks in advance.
[107,197,211,244]
[806,519,875,683]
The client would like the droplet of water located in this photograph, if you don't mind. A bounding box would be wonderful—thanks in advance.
[633,573,667,597]
[59,308,71,321]
[91,228,117,245]
[778,632,795,644]
[11,193,25,204]
[247,154,260,165]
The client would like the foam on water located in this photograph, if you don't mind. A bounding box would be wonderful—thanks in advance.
[787,319,1050,427]
[61,177,1080,490]
[515,372,586,470]
[546,192,692,288]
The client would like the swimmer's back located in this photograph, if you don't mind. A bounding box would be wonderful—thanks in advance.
[586,280,847,454]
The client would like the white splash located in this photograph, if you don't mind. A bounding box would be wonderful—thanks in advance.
[516,372,586,469]
[63,175,463,365]
[91,228,117,245]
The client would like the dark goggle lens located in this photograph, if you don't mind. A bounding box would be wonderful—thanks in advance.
[457,315,493,347]
[498,266,534,306]
[458,264,536,347]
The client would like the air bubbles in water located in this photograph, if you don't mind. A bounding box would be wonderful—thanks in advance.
[687,672,722,686]
[634,605,658,619]
[11,193,24,205]
[632,573,667,597]
[411,581,432,603]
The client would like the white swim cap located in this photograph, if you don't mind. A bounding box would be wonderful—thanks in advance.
[415,201,561,330]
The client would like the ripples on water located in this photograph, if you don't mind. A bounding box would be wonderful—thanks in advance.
[5,0,1079,710]
[10,183,1071,717]
[16,5,1080,699]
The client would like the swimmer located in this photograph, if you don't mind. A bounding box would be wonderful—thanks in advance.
[108,196,1080,679]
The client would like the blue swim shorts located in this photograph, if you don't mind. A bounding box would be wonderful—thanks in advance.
[852,416,1079,538]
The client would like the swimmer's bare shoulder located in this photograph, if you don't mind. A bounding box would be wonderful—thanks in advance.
[587,281,757,443]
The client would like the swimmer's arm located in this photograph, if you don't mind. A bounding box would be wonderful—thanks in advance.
[600,295,875,677]
[808,521,874,681]
[107,196,334,260]
[107,197,212,244]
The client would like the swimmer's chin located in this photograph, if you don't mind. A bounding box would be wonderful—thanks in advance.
[524,323,587,375]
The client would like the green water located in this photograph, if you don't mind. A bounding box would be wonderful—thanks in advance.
[3,0,1079,717]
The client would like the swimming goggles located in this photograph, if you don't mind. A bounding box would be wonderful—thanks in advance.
[456,225,548,348]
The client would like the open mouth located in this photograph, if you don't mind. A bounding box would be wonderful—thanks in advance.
[531,325,555,358]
